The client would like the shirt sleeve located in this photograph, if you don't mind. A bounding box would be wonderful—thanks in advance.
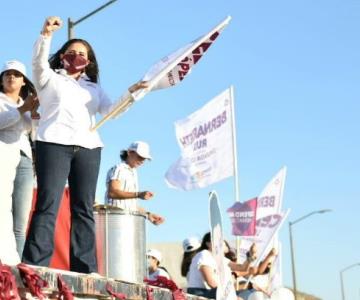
[0,105,21,129]
[97,87,135,118]
[109,164,126,182]
[32,35,53,91]
[197,251,215,269]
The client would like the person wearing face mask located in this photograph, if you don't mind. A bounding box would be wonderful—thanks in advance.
[0,60,38,265]
[105,141,165,225]
[22,16,147,274]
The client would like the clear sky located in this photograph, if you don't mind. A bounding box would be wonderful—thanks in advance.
[1,1,359,299]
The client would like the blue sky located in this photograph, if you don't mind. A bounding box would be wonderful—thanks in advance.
[1,1,359,299]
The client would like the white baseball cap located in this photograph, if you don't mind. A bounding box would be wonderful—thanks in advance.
[183,237,201,253]
[1,60,27,77]
[147,249,162,263]
[128,141,152,160]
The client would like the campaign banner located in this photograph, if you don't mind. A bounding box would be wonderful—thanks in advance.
[238,167,287,292]
[132,16,231,100]
[165,88,234,190]
[227,197,257,236]
[93,16,231,130]
[256,167,287,220]
[209,191,236,300]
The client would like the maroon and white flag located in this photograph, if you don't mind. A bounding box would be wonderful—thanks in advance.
[132,16,231,100]
[227,197,257,236]
[93,16,231,130]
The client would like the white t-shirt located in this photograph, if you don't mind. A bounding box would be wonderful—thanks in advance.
[148,268,170,281]
[105,162,138,211]
[187,249,231,289]
[187,250,215,289]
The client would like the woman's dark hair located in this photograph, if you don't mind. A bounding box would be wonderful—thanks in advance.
[180,232,211,277]
[120,150,128,162]
[49,38,99,83]
[0,72,37,100]
[199,232,211,251]
[158,266,171,279]
[180,251,198,277]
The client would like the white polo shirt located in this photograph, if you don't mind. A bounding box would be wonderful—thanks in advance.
[32,35,132,149]
[105,162,138,211]
[0,93,32,158]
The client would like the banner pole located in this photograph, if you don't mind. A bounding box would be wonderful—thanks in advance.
[92,94,134,131]
[230,86,242,275]
[229,85,239,203]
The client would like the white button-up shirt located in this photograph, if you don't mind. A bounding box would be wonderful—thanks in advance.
[0,92,32,158]
[105,162,139,212]
[33,35,132,149]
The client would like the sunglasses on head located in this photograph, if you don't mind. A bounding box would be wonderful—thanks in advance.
[3,70,23,78]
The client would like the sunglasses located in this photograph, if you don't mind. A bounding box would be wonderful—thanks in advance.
[3,70,23,78]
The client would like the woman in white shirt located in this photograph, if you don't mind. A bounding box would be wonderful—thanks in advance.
[187,232,253,299]
[22,16,146,273]
[0,60,38,264]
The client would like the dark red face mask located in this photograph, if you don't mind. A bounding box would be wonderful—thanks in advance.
[62,53,88,74]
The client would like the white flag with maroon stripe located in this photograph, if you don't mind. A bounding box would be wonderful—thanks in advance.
[131,16,231,100]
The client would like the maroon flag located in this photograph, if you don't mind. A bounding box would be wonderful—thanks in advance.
[227,198,257,236]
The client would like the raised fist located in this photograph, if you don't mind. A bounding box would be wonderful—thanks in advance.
[42,16,62,36]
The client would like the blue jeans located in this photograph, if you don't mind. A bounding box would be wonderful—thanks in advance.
[22,141,101,273]
[187,288,216,299]
[12,153,34,257]
[236,289,254,300]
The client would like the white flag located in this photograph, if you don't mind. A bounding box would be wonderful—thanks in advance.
[93,16,231,130]
[165,88,234,190]
[132,16,232,101]
[209,191,237,300]
[239,167,287,291]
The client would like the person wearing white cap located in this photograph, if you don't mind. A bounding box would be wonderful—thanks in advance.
[22,16,147,274]
[147,249,170,281]
[181,236,202,279]
[0,60,38,265]
[105,141,165,225]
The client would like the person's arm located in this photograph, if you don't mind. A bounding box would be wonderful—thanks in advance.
[257,248,277,275]
[98,81,149,117]
[199,265,218,289]
[228,242,257,273]
[107,179,154,200]
[0,96,37,130]
[0,106,21,129]
[136,206,165,225]
[33,17,62,91]
[228,260,251,273]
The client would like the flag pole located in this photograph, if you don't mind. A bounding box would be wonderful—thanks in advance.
[229,86,242,267]
[92,16,232,131]
[91,94,135,131]
[229,86,239,202]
